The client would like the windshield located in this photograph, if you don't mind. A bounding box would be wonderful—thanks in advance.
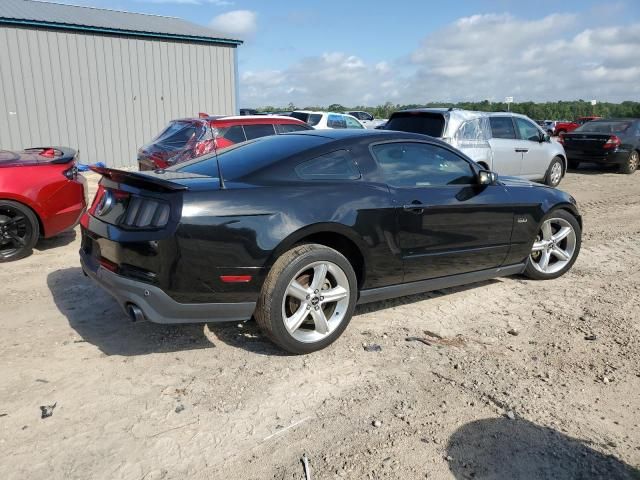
[385,112,446,137]
[175,134,329,180]
[574,121,633,134]
[290,112,323,126]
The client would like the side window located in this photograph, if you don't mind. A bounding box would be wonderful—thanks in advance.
[372,142,475,187]
[295,150,360,180]
[276,123,310,133]
[243,124,276,140]
[345,116,364,129]
[327,114,347,129]
[217,125,246,143]
[489,117,516,139]
[514,118,541,142]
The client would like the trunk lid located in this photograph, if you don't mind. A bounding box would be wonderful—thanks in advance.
[562,132,614,152]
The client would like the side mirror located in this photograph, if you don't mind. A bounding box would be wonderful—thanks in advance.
[539,132,550,143]
[478,169,498,185]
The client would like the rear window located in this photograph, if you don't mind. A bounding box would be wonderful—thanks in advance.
[176,134,329,181]
[290,112,323,126]
[146,121,204,150]
[574,121,633,134]
[385,112,445,137]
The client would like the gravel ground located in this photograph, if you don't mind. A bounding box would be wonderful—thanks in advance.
[1,166,639,480]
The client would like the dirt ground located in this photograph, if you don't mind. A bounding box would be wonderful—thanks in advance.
[1,166,639,480]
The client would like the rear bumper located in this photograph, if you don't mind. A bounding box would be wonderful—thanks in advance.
[566,149,629,164]
[80,249,256,324]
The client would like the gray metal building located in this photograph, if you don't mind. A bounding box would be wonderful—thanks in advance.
[0,0,242,168]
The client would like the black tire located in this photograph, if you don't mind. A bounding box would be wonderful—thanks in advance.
[619,150,639,174]
[0,200,40,262]
[568,159,580,170]
[524,209,581,280]
[544,156,564,187]
[255,243,358,354]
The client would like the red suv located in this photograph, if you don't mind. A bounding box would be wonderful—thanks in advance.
[138,115,312,171]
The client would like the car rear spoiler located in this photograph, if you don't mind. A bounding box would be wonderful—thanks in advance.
[24,146,77,164]
[89,166,189,192]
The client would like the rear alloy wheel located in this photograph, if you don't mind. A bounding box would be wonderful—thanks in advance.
[545,157,564,187]
[524,209,581,280]
[255,244,357,354]
[0,200,39,262]
[619,150,639,174]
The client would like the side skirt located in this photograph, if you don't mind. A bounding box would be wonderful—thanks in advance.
[357,263,526,305]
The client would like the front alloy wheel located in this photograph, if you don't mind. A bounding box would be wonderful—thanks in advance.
[256,244,357,354]
[524,210,581,280]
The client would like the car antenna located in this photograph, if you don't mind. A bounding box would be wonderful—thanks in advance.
[211,127,226,189]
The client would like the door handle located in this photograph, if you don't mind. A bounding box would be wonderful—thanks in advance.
[515,148,529,153]
[403,201,426,214]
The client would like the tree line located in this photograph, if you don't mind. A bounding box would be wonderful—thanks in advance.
[258,100,640,120]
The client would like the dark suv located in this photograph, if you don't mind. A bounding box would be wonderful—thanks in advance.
[138,115,312,171]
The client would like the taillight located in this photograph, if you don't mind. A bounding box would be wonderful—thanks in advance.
[603,135,621,149]
[121,196,170,228]
[63,164,78,180]
[90,185,170,229]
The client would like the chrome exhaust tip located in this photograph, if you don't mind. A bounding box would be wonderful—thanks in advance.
[127,304,145,322]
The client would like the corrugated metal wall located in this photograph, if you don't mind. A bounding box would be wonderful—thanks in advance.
[0,26,238,168]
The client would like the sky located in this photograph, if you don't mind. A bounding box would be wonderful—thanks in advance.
[46,0,640,107]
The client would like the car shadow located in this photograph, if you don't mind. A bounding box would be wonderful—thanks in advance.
[446,417,639,480]
[35,229,77,251]
[47,266,286,357]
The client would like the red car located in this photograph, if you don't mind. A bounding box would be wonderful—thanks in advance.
[138,115,312,171]
[0,147,87,262]
[554,116,601,136]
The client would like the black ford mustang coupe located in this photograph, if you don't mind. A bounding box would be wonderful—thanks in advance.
[80,130,582,353]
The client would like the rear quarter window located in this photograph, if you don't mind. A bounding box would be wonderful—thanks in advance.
[295,150,361,180]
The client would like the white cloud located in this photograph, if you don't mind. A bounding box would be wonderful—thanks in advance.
[241,13,640,107]
[209,10,257,38]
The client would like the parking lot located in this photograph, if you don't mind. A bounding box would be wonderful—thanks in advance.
[1,166,639,479]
